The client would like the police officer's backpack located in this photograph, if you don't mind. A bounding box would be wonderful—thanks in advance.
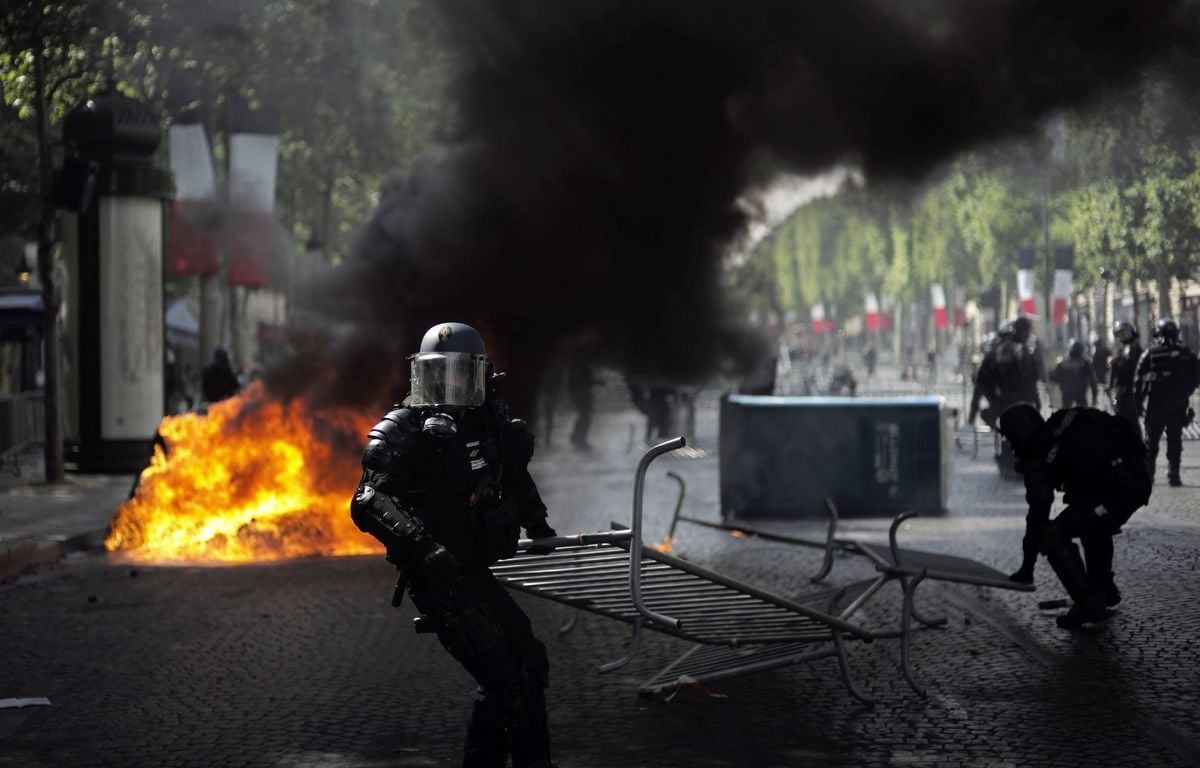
[1052,408,1151,509]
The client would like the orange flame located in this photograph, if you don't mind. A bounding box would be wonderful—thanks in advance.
[652,535,674,554]
[104,382,384,564]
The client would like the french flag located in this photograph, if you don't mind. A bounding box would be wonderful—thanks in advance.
[865,292,880,330]
[931,283,947,329]
[1017,247,1037,316]
[1052,246,1074,326]
[166,121,219,276]
[227,133,279,288]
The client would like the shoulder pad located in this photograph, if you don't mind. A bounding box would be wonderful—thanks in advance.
[362,407,423,471]
[368,407,423,449]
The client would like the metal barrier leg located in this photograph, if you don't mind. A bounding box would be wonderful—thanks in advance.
[833,632,874,706]
[599,617,642,673]
[828,587,873,706]
[558,608,579,636]
[812,498,840,582]
[900,569,929,698]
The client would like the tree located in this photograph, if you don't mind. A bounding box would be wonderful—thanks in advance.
[0,0,116,483]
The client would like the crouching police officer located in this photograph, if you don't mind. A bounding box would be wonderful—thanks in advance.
[350,322,560,768]
[997,403,1151,629]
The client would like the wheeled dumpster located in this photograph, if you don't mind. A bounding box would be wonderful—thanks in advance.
[719,395,954,519]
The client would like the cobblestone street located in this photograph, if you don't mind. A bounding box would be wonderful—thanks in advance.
[3,397,1199,767]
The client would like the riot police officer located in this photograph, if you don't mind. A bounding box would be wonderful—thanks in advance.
[997,403,1151,628]
[967,329,1005,427]
[969,319,1040,478]
[1109,320,1143,442]
[1135,318,1200,486]
[350,322,560,768]
[1050,339,1098,409]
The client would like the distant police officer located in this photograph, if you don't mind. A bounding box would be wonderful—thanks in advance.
[350,322,560,768]
[970,319,1041,478]
[967,329,1006,428]
[1050,339,1098,409]
[999,317,1042,409]
[1135,318,1200,487]
[1109,320,1143,442]
[997,403,1151,628]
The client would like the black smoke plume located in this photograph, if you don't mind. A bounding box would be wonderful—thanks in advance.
[270,0,1196,415]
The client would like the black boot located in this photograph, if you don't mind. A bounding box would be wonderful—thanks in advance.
[1103,573,1121,608]
[1056,593,1110,629]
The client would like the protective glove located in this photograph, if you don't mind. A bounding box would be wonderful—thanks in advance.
[525,520,558,555]
[411,536,462,597]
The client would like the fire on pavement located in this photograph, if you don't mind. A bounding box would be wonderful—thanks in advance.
[104,382,382,565]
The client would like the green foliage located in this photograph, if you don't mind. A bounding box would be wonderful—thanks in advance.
[750,69,1200,325]
[0,0,449,257]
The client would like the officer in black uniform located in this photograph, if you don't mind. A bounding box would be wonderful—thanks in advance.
[1135,318,1200,487]
[1050,339,1098,409]
[1109,320,1143,442]
[967,329,1006,427]
[350,322,559,768]
[997,402,1151,628]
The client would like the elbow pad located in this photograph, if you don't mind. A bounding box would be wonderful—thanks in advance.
[350,485,425,557]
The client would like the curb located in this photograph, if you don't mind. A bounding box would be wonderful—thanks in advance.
[0,538,66,582]
[0,525,109,583]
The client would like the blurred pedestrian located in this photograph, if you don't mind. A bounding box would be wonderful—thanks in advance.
[1135,318,1200,486]
[201,347,240,404]
[862,344,877,378]
[164,348,195,414]
[566,348,595,451]
[534,358,565,449]
[1091,333,1112,392]
[828,365,857,396]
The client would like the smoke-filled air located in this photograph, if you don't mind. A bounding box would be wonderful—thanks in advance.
[267,0,1196,415]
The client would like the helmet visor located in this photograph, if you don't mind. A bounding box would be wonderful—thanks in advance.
[409,352,488,408]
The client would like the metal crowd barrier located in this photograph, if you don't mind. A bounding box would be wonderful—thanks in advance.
[493,437,939,704]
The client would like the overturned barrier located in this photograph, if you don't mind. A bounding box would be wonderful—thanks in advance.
[492,437,999,704]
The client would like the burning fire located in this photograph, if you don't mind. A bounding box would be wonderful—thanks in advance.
[105,382,383,564]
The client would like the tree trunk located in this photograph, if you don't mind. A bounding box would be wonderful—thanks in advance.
[1156,260,1172,319]
[34,36,64,483]
[1130,273,1142,344]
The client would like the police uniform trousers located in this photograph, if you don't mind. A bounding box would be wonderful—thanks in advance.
[1143,407,1187,479]
[1114,398,1144,443]
[411,567,551,768]
[1051,501,1134,595]
[1060,387,1088,410]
